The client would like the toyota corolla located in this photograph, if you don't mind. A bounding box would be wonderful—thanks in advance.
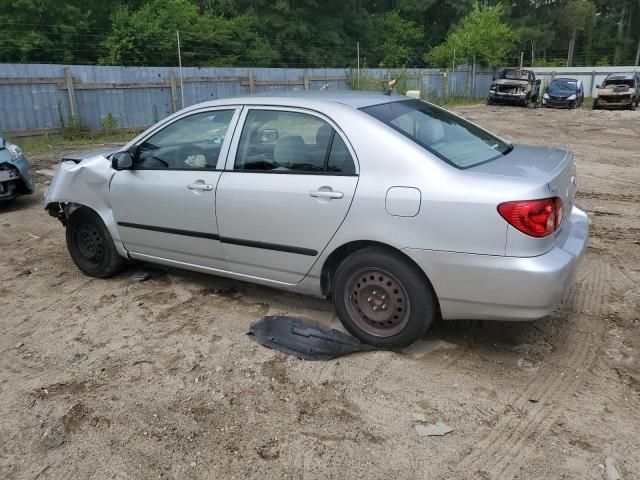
[44,92,588,347]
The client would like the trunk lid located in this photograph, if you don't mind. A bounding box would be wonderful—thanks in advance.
[471,144,577,245]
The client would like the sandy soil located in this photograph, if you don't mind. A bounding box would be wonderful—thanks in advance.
[1,105,639,480]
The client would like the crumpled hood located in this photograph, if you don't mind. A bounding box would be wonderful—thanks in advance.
[62,146,120,163]
[493,79,529,88]
[598,85,635,95]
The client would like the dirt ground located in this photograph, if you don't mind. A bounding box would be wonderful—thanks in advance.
[1,105,639,480]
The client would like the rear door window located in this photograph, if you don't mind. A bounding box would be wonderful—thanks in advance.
[234,109,356,175]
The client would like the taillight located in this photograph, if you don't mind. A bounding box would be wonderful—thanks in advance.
[498,197,564,238]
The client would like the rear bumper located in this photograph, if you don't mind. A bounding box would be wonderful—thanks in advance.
[404,205,589,321]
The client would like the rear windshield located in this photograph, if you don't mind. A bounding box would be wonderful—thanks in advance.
[361,99,512,169]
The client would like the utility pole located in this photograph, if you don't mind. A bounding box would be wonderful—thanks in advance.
[636,36,640,66]
[452,49,456,70]
[519,51,524,70]
[357,41,360,88]
[177,30,185,109]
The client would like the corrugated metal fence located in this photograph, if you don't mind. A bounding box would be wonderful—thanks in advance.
[0,64,493,136]
[2,63,636,136]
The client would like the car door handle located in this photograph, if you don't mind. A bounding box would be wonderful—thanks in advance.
[309,189,344,199]
[187,182,213,191]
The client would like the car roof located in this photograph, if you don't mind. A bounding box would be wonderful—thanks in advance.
[605,72,636,80]
[182,91,405,112]
[552,77,578,82]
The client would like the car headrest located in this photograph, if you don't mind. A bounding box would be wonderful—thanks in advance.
[416,119,445,145]
[274,136,305,167]
[316,124,333,146]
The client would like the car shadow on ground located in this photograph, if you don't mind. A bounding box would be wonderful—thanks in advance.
[119,261,557,363]
[0,193,41,214]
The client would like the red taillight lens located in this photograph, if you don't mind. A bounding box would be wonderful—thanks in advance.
[498,197,564,238]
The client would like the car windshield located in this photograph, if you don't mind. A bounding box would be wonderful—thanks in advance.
[550,79,577,92]
[361,99,512,169]
[603,78,634,88]
[502,70,530,80]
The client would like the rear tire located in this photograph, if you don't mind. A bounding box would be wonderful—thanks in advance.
[332,247,437,348]
[66,208,125,278]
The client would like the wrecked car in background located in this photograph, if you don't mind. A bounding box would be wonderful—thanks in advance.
[0,137,34,201]
[593,72,640,110]
[487,69,541,107]
[542,78,584,109]
[44,92,588,348]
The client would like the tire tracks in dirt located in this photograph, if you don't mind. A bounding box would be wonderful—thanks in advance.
[455,255,620,479]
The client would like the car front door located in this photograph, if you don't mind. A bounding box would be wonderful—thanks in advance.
[215,107,359,284]
[111,107,240,269]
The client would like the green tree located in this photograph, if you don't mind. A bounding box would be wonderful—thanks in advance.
[558,0,596,66]
[100,0,276,66]
[425,2,516,68]
[379,11,424,68]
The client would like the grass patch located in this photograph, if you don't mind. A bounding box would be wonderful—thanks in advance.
[9,131,138,156]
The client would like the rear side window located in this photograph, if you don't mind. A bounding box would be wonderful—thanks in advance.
[234,109,355,175]
[361,99,512,169]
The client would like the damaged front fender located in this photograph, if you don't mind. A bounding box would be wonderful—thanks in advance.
[44,153,129,257]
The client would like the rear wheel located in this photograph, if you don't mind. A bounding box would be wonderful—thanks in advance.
[66,208,125,278]
[332,247,436,348]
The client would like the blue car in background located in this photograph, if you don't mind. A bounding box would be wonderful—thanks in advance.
[0,137,34,201]
[542,78,584,109]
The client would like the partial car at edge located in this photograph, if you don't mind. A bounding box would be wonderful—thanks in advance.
[43,92,589,348]
[0,137,34,201]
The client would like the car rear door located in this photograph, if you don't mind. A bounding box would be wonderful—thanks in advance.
[215,107,359,284]
[111,107,241,269]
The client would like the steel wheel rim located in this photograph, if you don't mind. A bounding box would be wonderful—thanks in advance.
[74,222,104,265]
[344,267,410,337]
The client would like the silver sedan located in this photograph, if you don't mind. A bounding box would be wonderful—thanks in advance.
[44,92,588,347]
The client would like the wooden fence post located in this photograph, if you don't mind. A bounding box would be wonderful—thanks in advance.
[169,71,178,113]
[444,69,449,98]
[589,70,596,98]
[303,70,310,90]
[64,67,78,119]
[249,69,256,94]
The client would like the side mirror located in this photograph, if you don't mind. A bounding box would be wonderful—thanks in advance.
[111,151,133,171]
[258,128,279,143]
[535,79,541,86]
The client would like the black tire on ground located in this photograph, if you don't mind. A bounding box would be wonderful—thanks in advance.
[570,100,577,109]
[592,101,599,110]
[332,247,437,348]
[66,207,126,278]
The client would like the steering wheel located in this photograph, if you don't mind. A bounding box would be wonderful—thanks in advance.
[176,144,208,168]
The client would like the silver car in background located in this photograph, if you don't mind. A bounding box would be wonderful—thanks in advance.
[44,92,588,347]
